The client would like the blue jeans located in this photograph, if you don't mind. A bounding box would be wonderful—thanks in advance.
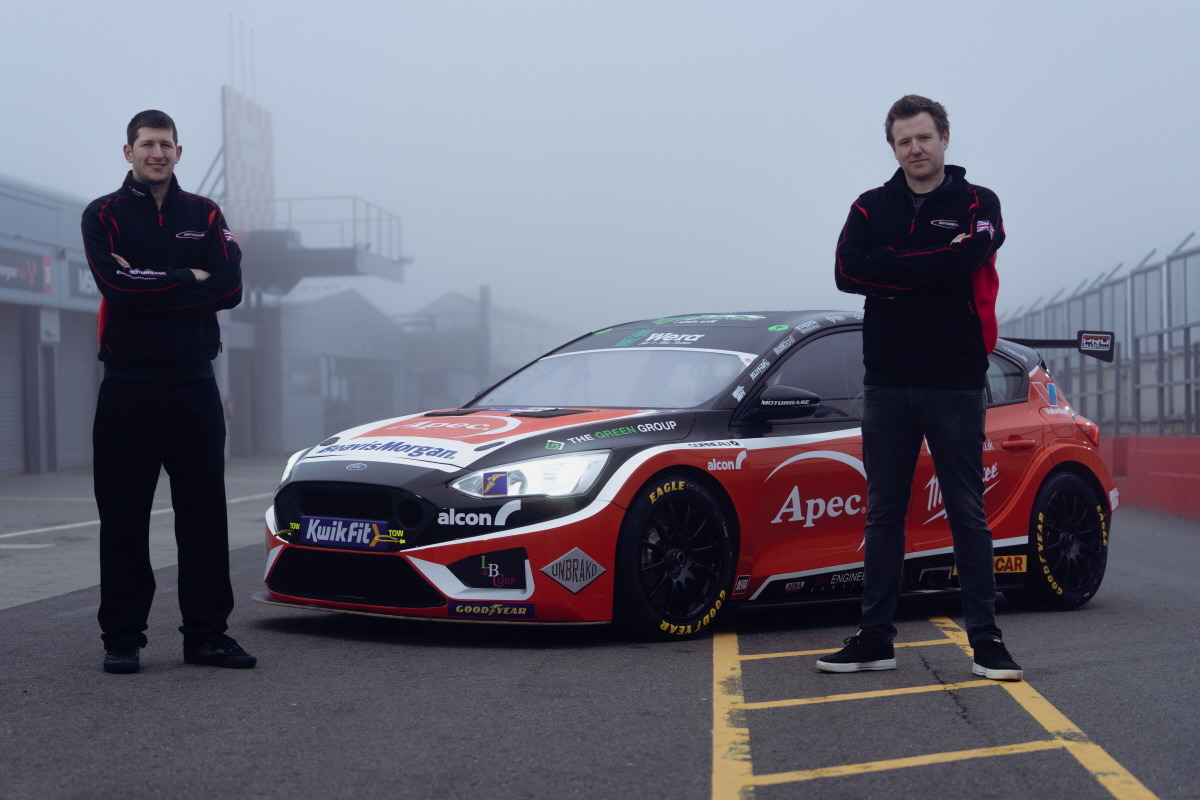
[858,385,1002,645]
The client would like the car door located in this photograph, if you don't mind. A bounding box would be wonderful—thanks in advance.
[907,352,1040,556]
[743,329,870,590]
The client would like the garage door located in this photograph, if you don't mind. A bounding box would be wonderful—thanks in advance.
[0,306,26,474]
[56,310,101,469]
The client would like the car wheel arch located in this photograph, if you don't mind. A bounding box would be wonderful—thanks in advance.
[1040,460,1112,517]
[628,464,743,561]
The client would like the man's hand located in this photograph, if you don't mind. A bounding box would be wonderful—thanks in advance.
[190,269,211,282]
[951,233,968,244]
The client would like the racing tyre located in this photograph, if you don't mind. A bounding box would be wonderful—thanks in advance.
[614,475,734,640]
[1008,472,1109,610]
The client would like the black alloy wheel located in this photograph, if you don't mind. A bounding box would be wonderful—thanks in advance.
[1007,471,1109,610]
[614,475,734,640]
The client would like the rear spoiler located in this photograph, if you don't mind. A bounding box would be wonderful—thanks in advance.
[1007,330,1115,363]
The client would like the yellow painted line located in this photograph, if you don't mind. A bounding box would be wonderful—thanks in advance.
[737,680,995,710]
[711,631,752,800]
[933,617,1160,800]
[1002,681,1159,799]
[738,638,955,661]
[928,615,974,654]
[747,739,1070,786]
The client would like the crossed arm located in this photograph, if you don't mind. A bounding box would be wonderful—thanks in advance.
[834,190,1004,297]
[83,204,243,314]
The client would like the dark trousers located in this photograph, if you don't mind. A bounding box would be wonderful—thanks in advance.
[858,385,1003,645]
[94,377,233,648]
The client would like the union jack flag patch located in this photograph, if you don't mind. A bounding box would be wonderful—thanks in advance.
[975,220,995,239]
[222,228,237,243]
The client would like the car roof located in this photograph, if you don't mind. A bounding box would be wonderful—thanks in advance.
[554,311,863,358]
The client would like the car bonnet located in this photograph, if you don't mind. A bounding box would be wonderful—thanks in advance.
[298,408,695,473]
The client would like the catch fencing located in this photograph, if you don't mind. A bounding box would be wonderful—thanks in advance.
[998,236,1200,436]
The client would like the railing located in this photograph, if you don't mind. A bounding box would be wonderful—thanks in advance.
[216,195,407,263]
[999,236,1200,436]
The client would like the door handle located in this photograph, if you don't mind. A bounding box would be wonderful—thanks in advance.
[1001,438,1036,450]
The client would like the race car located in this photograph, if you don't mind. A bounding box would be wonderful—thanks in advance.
[254,311,1117,639]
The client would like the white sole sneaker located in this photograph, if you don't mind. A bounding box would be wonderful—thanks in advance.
[816,658,897,673]
[972,662,1023,681]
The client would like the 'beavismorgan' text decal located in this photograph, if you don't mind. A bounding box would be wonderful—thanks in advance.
[316,439,460,461]
[447,602,534,619]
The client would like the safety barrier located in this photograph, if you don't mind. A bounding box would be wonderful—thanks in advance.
[1101,436,1200,519]
[999,237,1200,437]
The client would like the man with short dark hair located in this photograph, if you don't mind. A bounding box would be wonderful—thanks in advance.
[82,109,256,673]
[824,95,1022,680]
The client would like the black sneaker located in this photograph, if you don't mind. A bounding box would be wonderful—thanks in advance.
[103,643,141,674]
[816,633,896,673]
[184,634,257,669]
[972,639,1023,681]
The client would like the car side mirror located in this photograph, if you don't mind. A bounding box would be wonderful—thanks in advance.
[742,385,821,422]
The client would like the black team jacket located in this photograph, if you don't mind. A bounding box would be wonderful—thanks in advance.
[834,165,1004,390]
[81,172,243,382]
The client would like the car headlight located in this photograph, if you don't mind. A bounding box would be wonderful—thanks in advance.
[450,451,610,498]
[279,448,309,485]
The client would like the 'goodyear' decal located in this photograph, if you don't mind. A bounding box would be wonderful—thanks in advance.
[658,590,726,636]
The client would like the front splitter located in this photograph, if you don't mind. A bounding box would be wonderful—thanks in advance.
[250,591,609,626]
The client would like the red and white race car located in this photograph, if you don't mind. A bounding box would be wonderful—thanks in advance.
[255,312,1116,638]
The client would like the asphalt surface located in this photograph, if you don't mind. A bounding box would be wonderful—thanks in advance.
[1,460,1198,799]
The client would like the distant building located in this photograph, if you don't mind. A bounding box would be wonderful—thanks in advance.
[0,173,574,473]
[0,173,98,475]
[259,274,574,454]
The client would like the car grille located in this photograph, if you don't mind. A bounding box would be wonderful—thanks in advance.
[273,481,437,550]
[268,547,446,608]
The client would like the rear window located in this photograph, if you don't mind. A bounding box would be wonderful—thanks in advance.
[986,354,1026,405]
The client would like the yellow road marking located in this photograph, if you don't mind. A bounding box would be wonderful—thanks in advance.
[737,680,995,710]
[935,618,1160,800]
[929,615,974,654]
[747,739,1069,786]
[738,638,955,661]
[712,616,1161,800]
[711,631,752,800]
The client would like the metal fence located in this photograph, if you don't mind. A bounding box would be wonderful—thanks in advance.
[998,235,1200,436]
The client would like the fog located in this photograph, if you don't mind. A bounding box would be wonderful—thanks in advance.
[4,0,1197,334]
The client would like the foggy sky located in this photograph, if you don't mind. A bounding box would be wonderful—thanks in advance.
[4,0,1197,335]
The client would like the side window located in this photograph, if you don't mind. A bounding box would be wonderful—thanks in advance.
[986,354,1026,405]
[766,331,865,420]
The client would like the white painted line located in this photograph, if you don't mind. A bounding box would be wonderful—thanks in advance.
[0,492,275,541]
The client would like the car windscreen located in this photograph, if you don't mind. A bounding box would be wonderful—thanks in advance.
[473,348,753,409]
